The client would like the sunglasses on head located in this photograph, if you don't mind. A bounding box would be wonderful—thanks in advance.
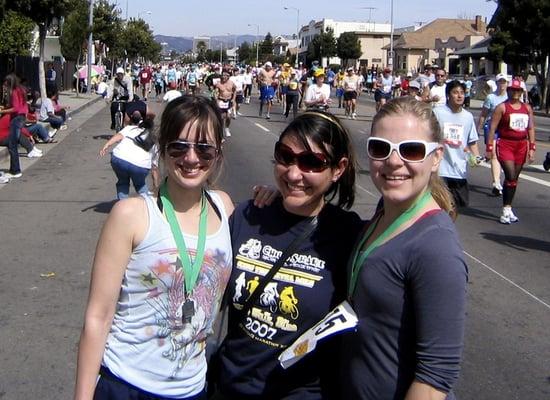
[166,140,218,162]
[274,141,330,172]
[367,137,440,163]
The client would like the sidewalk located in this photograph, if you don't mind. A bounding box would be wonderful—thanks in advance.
[0,91,104,164]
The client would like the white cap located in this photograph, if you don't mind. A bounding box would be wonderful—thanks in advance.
[116,67,124,74]
[495,73,509,82]
[406,72,413,78]
[264,61,272,68]
[486,79,497,92]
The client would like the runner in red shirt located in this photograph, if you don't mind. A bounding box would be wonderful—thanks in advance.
[486,78,536,224]
[139,66,153,100]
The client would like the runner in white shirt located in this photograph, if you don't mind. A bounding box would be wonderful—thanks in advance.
[304,69,331,110]
[343,67,361,119]
[243,66,253,104]
[230,68,246,118]
[425,68,447,107]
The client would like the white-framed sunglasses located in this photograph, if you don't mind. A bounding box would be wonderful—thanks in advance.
[367,137,440,163]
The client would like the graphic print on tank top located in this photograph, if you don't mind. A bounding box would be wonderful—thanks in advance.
[143,247,231,377]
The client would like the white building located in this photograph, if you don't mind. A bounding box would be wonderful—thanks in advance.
[273,35,299,56]
[298,19,392,66]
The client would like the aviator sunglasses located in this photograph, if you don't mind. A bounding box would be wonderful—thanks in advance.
[367,137,440,163]
[274,141,330,173]
[166,140,219,162]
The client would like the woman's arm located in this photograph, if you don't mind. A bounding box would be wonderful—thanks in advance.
[408,226,468,398]
[74,198,144,400]
[99,133,124,157]
[527,105,536,163]
[405,381,447,400]
[486,104,504,158]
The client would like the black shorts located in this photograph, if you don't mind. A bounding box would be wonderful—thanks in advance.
[374,90,392,102]
[343,91,357,101]
[443,177,469,208]
[236,94,244,104]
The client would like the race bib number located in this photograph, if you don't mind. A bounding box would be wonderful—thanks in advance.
[509,113,529,131]
[383,85,391,93]
[443,123,464,147]
[278,301,358,369]
[217,100,230,110]
[141,73,148,78]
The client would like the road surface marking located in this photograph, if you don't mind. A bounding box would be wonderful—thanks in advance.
[463,251,550,311]
[357,184,377,198]
[255,123,270,132]
[479,162,550,187]
[359,129,368,134]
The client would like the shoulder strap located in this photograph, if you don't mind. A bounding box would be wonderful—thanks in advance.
[239,216,318,318]
[115,77,127,91]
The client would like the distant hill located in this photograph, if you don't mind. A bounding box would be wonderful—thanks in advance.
[154,34,292,53]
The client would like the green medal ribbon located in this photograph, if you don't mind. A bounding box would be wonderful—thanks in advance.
[348,190,433,298]
[160,182,208,295]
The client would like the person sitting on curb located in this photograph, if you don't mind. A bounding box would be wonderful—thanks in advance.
[0,113,43,159]
[39,90,67,131]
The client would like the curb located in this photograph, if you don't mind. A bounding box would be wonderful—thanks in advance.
[0,95,104,165]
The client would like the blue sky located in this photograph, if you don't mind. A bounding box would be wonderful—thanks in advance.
[115,0,498,37]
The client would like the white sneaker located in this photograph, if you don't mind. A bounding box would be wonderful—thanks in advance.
[237,111,243,116]
[28,148,43,158]
[49,128,58,138]
[224,128,231,137]
[508,208,519,223]
[5,172,22,179]
[499,208,511,224]
[0,173,9,184]
[59,124,68,131]
[352,113,357,120]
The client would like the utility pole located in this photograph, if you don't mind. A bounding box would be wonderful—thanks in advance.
[87,0,94,94]
[389,0,394,69]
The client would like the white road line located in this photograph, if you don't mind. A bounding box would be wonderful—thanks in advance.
[359,129,368,134]
[463,251,550,311]
[357,183,377,198]
[254,123,270,132]
[479,162,550,188]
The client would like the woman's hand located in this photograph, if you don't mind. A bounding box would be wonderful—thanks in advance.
[253,185,280,208]
[528,149,536,163]
[99,146,108,157]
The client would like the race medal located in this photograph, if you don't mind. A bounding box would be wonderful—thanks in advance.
[182,299,195,324]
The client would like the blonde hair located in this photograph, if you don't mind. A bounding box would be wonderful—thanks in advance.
[371,97,457,219]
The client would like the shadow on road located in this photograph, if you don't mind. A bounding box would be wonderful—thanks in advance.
[81,199,116,214]
[480,231,550,253]
[458,206,499,222]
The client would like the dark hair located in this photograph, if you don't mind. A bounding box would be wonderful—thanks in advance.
[279,111,356,209]
[445,80,466,97]
[159,95,225,184]
[3,74,21,107]
[371,97,456,219]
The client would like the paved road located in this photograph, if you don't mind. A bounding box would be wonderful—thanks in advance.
[0,93,549,399]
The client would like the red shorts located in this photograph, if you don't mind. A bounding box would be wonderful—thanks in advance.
[496,138,528,165]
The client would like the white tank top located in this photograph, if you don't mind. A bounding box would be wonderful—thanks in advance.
[102,192,232,397]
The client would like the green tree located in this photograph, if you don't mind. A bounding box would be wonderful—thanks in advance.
[307,28,337,64]
[488,0,550,110]
[337,32,362,67]
[238,41,251,64]
[92,0,122,64]
[59,0,87,63]
[260,32,274,61]
[0,10,34,55]
[122,18,161,63]
[7,0,73,98]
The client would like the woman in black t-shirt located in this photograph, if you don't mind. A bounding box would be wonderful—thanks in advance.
[214,111,363,400]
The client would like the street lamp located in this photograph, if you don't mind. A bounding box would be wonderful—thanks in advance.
[283,6,300,68]
[248,23,260,67]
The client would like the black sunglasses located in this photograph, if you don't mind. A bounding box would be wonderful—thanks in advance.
[367,137,440,163]
[166,140,218,162]
[274,141,330,172]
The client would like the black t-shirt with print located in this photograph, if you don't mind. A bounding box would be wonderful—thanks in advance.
[218,198,363,399]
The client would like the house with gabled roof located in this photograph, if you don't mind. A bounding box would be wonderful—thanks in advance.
[385,15,488,74]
